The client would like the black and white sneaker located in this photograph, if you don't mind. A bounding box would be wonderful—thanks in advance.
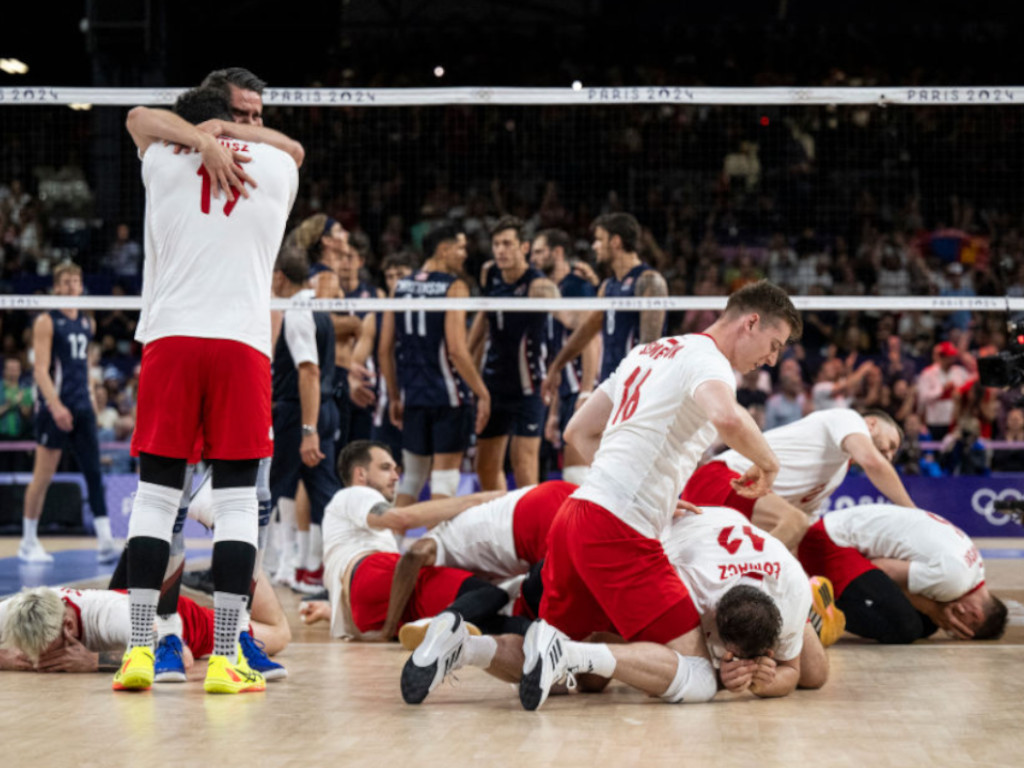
[400,611,468,704]
[519,619,572,711]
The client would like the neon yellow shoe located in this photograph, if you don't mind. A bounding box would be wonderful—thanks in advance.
[112,646,155,691]
[204,646,266,694]
[809,576,847,647]
[399,617,482,651]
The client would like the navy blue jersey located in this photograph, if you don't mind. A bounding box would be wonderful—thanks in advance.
[546,272,596,397]
[394,271,470,408]
[272,308,336,402]
[483,265,548,398]
[345,280,378,319]
[600,263,657,380]
[44,310,92,411]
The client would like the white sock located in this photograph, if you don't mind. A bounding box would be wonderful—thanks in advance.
[562,465,589,486]
[94,516,113,546]
[22,517,40,545]
[308,523,323,571]
[238,606,252,638]
[566,641,617,677]
[155,613,183,641]
[463,635,498,668]
[296,530,311,571]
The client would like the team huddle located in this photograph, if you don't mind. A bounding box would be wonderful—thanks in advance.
[0,68,1009,705]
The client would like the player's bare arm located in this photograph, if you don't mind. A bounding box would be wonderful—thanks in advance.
[347,313,377,409]
[541,304,604,405]
[842,432,915,507]
[365,492,504,535]
[446,279,491,434]
[379,538,439,640]
[31,313,73,432]
[749,654,800,698]
[563,388,614,465]
[125,106,255,201]
[195,118,305,167]
[297,361,324,467]
[635,269,668,344]
[378,310,403,428]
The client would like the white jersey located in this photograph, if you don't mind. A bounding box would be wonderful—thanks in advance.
[576,334,735,539]
[282,288,319,366]
[718,409,870,515]
[322,486,401,639]
[427,485,533,579]
[135,140,299,358]
[0,588,128,653]
[663,507,810,666]
[823,503,984,601]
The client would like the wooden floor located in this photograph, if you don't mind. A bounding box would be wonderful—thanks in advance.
[3,537,1024,768]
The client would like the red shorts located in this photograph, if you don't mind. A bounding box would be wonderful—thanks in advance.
[797,518,876,599]
[539,498,700,643]
[681,461,756,518]
[132,336,272,462]
[349,552,475,634]
[512,480,577,564]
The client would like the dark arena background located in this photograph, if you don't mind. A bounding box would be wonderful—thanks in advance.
[2,2,1024,765]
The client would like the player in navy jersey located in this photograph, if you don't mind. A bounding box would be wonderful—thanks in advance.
[531,228,600,486]
[337,235,381,444]
[20,262,116,564]
[541,212,667,406]
[468,217,559,491]
[380,225,491,506]
[269,247,342,592]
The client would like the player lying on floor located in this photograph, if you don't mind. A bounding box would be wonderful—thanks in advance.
[400,506,831,705]
[0,575,290,675]
[797,503,1007,643]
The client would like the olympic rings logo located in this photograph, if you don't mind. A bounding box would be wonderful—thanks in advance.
[971,487,1020,526]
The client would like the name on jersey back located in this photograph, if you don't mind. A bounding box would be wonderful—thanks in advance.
[400,280,451,297]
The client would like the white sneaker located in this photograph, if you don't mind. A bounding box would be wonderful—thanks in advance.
[96,542,122,564]
[400,611,468,705]
[399,616,482,651]
[18,540,54,564]
[519,619,573,711]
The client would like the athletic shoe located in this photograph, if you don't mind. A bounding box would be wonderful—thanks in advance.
[239,631,287,681]
[204,645,266,694]
[400,611,469,705]
[398,616,482,652]
[112,646,155,691]
[17,540,54,564]
[519,619,573,711]
[96,542,122,565]
[182,567,215,595]
[153,634,187,683]
[809,576,847,647]
[292,565,324,595]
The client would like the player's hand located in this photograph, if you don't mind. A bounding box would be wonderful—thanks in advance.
[940,602,975,640]
[674,499,703,517]
[719,652,756,693]
[572,261,600,287]
[545,413,562,447]
[197,133,255,202]
[474,394,491,435]
[37,628,98,673]
[748,654,777,693]
[196,119,226,137]
[730,464,775,499]
[540,371,562,406]
[389,399,404,430]
[0,648,34,671]
[300,433,324,467]
[51,401,73,432]
[347,364,376,408]
[299,600,331,625]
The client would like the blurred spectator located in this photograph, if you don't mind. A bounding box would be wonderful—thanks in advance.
[764,358,809,430]
[991,407,1024,473]
[0,357,32,438]
[812,356,875,411]
[939,415,990,476]
[938,262,975,333]
[917,341,973,440]
[103,223,142,281]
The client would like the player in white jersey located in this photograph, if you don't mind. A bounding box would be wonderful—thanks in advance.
[0,577,290,673]
[664,506,827,696]
[402,281,801,710]
[683,408,912,548]
[798,503,1007,643]
[117,87,302,694]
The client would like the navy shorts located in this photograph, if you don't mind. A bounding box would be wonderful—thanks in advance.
[36,405,97,453]
[557,392,580,435]
[479,394,545,440]
[402,405,473,457]
[269,399,342,525]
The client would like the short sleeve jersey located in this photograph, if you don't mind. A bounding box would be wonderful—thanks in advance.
[718,409,870,515]
[135,141,299,358]
[823,503,985,601]
[574,334,735,539]
[663,507,810,666]
[0,588,128,653]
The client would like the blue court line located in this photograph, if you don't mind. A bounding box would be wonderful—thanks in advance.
[979,548,1024,559]
[0,547,213,598]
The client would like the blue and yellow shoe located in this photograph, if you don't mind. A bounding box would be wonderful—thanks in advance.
[204,645,266,694]
[809,576,846,647]
[112,646,155,691]
[154,634,187,683]
[238,631,287,681]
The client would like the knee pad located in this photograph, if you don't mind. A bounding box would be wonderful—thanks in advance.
[256,456,272,503]
[188,476,214,529]
[430,468,461,498]
[397,451,431,497]
[561,465,589,486]
[127,482,181,543]
[211,487,259,548]
[660,652,717,704]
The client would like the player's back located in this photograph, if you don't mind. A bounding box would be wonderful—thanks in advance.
[576,334,734,539]
[482,265,548,397]
[136,140,299,357]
